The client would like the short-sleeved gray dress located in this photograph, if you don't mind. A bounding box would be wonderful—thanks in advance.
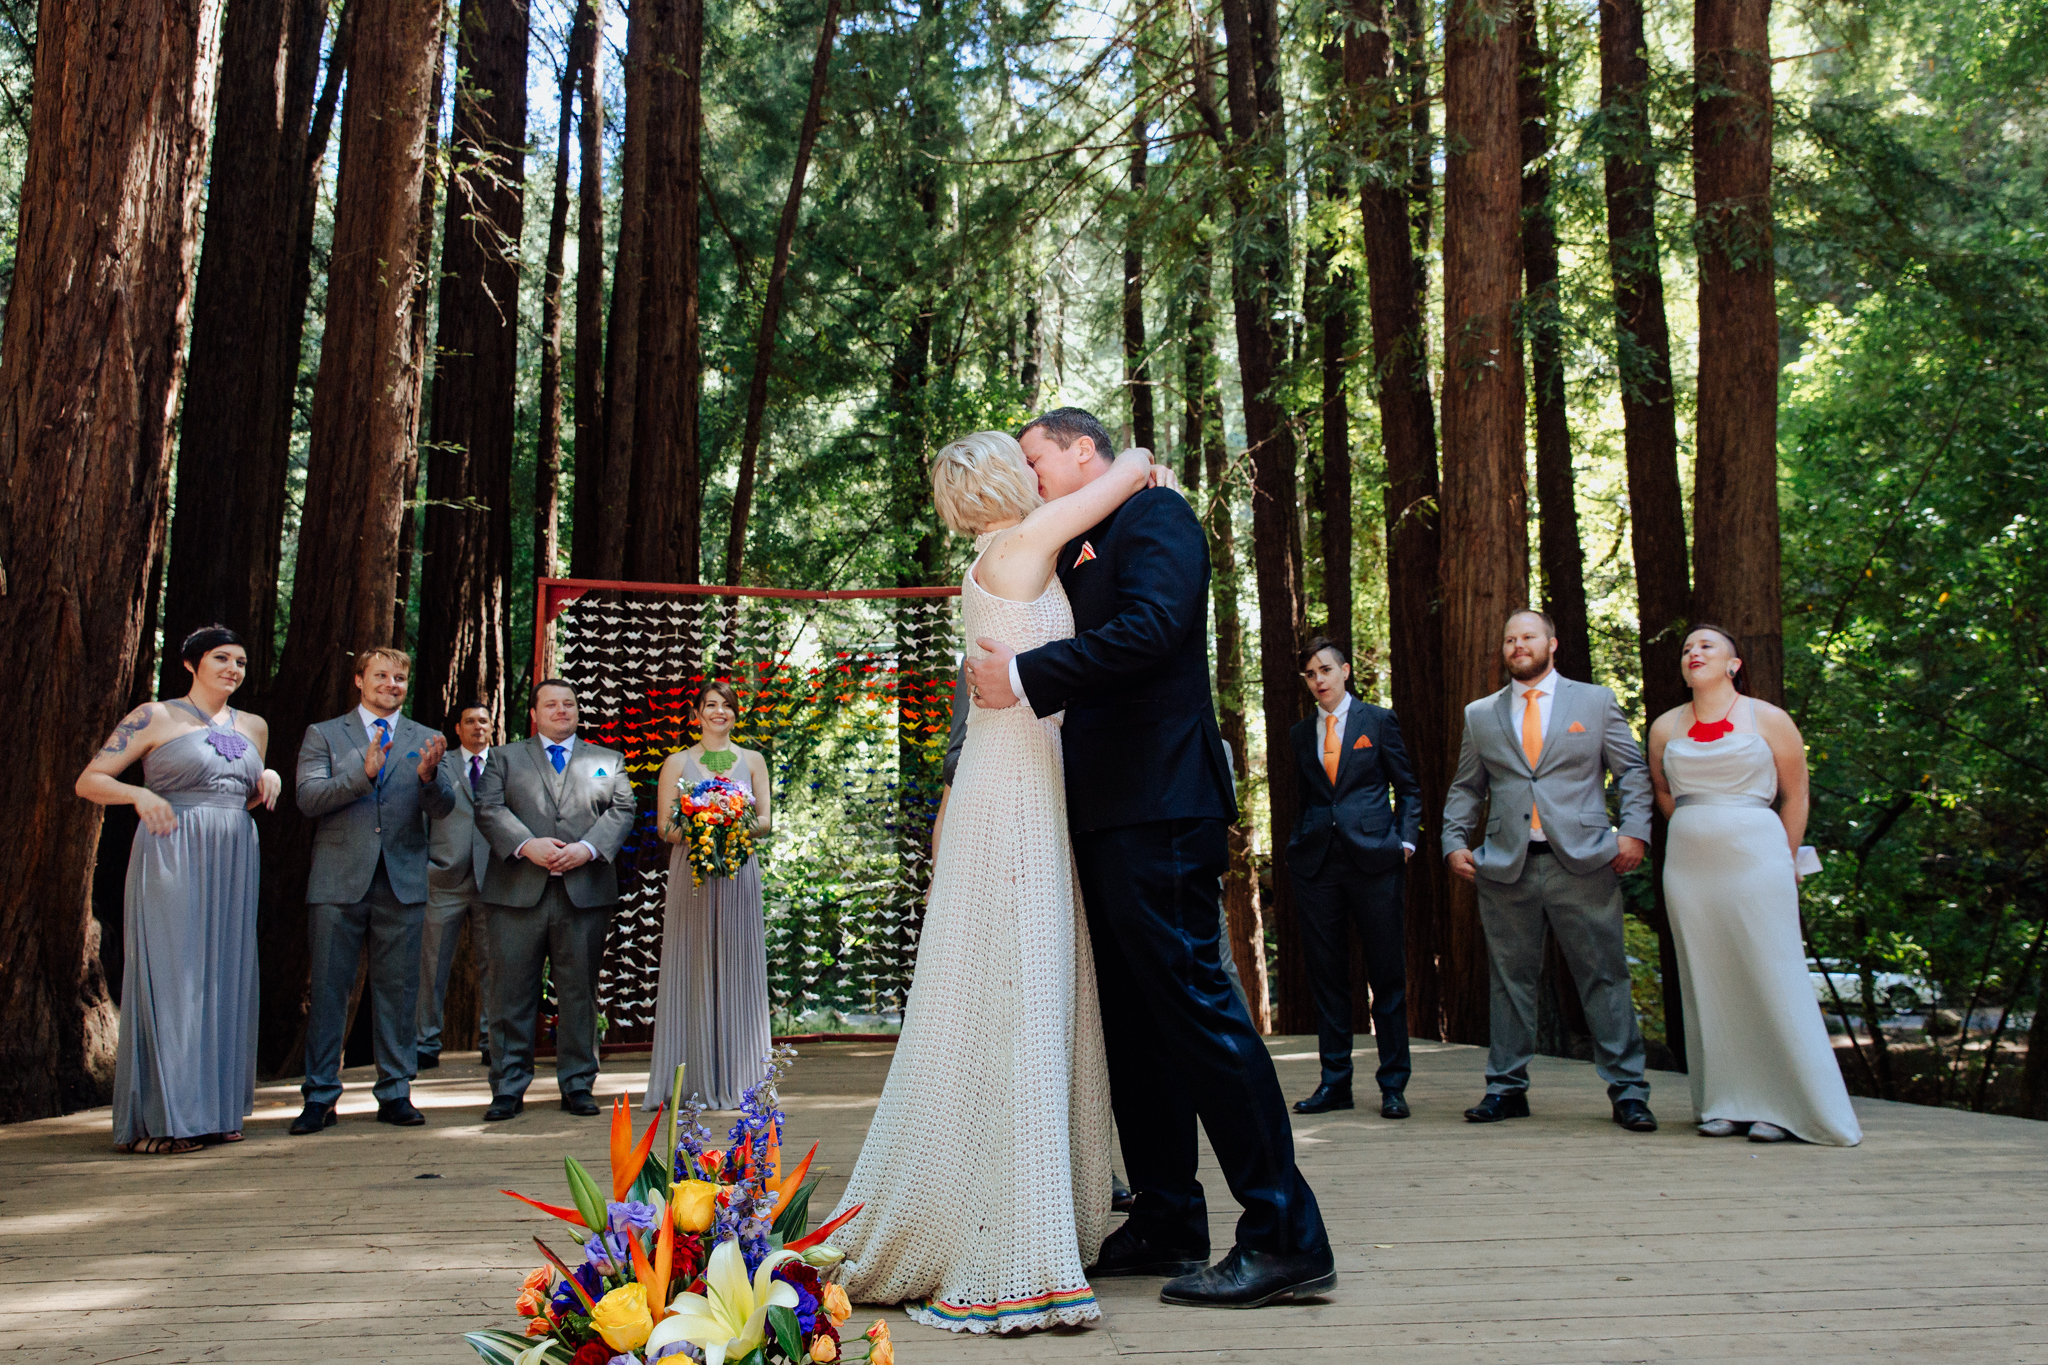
[112,701,262,1144]
[644,753,771,1111]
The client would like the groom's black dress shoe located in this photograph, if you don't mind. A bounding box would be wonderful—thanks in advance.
[288,1101,338,1135]
[1612,1098,1659,1132]
[561,1091,601,1117]
[376,1098,427,1127]
[1293,1083,1353,1114]
[1159,1245,1337,1309]
[1463,1092,1531,1123]
[1111,1173,1137,1214]
[484,1094,525,1122]
[1380,1090,1411,1120]
[1088,1224,1209,1278]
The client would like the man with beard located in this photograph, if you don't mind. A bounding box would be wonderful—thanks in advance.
[1441,609,1658,1132]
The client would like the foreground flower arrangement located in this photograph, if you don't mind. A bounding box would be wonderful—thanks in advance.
[466,1052,886,1365]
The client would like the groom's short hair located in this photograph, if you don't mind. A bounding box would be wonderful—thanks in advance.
[1504,607,1556,637]
[1297,636,1348,672]
[1020,407,1113,460]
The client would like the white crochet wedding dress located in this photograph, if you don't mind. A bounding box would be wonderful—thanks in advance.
[828,537,1115,1333]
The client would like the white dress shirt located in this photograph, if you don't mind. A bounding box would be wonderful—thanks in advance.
[516,733,598,868]
[1317,691,1413,853]
[1511,668,1557,841]
[358,704,400,747]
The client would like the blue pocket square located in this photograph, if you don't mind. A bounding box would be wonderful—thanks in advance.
[406,751,419,759]
[595,768,607,777]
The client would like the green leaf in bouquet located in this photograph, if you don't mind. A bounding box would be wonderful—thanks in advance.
[564,1156,607,1233]
[766,1303,804,1363]
[734,1346,770,1365]
[462,1326,567,1364]
[629,1147,671,1205]
[769,1173,826,1241]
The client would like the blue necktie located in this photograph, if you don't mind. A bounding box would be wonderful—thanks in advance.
[374,719,392,788]
[548,743,567,774]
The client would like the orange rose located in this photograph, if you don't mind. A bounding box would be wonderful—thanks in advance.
[810,1336,839,1363]
[515,1287,546,1317]
[521,1266,553,1294]
[865,1320,891,1343]
[820,1283,852,1325]
[870,1340,894,1365]
[524,1317,552,1338]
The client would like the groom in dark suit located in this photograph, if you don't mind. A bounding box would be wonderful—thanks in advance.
[967,407,1333,1310]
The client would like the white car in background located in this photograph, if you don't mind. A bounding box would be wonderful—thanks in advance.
[1807,958,1938,1016]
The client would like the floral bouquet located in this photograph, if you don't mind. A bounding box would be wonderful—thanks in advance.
[468,1051,888,1365]
[672,776,758,887]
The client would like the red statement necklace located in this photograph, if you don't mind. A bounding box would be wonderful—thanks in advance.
[1687,699,1738,743]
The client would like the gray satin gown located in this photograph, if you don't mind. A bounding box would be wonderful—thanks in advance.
[644,753,771,1111]
[112,701,262,1144]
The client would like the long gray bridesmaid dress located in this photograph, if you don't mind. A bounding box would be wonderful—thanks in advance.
[643,753,771,1111]
[112,699,262,1145]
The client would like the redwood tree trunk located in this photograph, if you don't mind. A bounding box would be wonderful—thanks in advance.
[1517,0,1589,685]
[1693,0,1781,702]
[0,0,224,1122]
[595,0,651,580]
[725,0,842,585]
[569,0,606,579]
[1219,0,1310,1031]
[1346,0,1447,1041]
[1123,99,1154,451]
[536,8,591,586]
[261,0,446,1074]
[418,0,528,736]
[1604,0,1691,1063]
[1438,0,1527,1045]
[626,0,705,584]
[159,0,328,696]
[1318,257,1353,659]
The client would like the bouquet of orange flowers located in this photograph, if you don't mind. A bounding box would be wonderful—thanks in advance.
[468,1053,882,1365]
[672,775,757,887]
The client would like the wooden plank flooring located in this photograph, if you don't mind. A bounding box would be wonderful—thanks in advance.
[4,1038,2044,1363]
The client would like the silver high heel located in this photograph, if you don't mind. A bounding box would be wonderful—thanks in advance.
[1696,1118,1742,1137]
[1747,1121,1790,1142]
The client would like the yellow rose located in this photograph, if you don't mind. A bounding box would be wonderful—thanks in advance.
[820,1283,852,1325]
[810,1335,839,1363]
[870,1339,895,1365]
[671,1178,721,1233]
[590,1282,654,1352]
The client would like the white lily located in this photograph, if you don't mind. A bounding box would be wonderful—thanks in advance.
[645,1240,800,1365]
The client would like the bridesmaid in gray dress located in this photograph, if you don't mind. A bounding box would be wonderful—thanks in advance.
[644,681,774,1112]
[76,627,282,1153]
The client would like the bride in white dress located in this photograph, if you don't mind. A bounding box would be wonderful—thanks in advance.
[1647,624,1861,1146]
[827,432,1160,1332]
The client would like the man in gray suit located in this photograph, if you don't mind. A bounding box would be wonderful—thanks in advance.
[1441,609,1659,1132]
[473,678,635,1121]
[416,701,495,1071]
[292,646,453,1133]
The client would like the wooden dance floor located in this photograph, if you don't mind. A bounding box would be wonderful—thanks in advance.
[5,1038,2045,1363]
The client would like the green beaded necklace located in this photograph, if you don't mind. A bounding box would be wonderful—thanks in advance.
[697,745,738,775]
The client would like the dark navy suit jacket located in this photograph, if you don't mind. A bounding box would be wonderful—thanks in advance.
[1012,487,1237,833]
[1286,697,1422,878]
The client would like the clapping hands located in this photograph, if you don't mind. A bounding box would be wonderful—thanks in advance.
[416,734,447,781]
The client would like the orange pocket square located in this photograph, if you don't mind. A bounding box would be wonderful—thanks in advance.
[1353,735,1373,749]
[1567,721,1587,733]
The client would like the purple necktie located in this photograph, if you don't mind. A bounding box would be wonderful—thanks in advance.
[469,754,482,791]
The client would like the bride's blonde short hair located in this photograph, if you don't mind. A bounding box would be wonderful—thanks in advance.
[930,430,1042,533]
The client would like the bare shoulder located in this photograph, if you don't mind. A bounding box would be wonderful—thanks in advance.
[98,703,165,756]
[238,712,270,742]
[1648,705,1688,743]
[1751,698,1802,741]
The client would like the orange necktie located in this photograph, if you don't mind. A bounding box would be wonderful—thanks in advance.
[1323,712,1341,785]
[1522,689,1545,833]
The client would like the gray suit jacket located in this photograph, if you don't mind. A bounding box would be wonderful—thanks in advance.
[1440,674,1654,881]
[428,749,493,895]
[297,711,458,905]
[474,735,637,909]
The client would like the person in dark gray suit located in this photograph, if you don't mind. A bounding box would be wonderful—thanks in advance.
[1441,609,1658,1132]
[416,701,495,1071]
[473,678,636,1121]
[292,646,453,1133]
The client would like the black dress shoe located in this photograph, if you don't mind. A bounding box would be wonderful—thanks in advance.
[1159,1244,1337,1308]
[416,1052,441,1071]
[1293,1083,1354,1114]
[377,1098,427,1127]
[1087,1222,1209,1278]
[1612,1098,1659,1132]
[1111,1173,1137,1214]
[561,1091,601,1117]
[484,1093,525,1122]
[1463,1091,1531,1123]
[1380,1090,1411,1120]
[288,1101,338,1136]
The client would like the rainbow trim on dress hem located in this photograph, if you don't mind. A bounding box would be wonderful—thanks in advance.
[918,1286,1099,1325]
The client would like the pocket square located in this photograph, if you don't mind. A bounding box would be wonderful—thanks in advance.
[595,768,607,777]
[1353,735,1372,749]
[1566,721,1586,733]
[1073,540,1097,568]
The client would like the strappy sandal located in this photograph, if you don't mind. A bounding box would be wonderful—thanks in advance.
[119,1135,203,1155]
[198,1131,245,1145]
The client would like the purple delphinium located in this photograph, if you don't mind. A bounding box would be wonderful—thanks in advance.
[672,1094,714,1176]
[551,1261,605,1317]
[582,1229,634,1276]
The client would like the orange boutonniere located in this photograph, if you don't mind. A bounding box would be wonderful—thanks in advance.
[1566,721,1586,733]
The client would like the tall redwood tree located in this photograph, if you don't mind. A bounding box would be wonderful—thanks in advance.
[0,0,225,1122]
[1693,0,1782,701]
[418,0,530,737]
[1437,0,1527,1044]
[569,0,607,579]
